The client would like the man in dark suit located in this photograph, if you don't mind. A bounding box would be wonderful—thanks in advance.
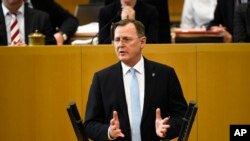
[207,0,235,35]
[207,0,235,42]
[207,0,249,42]
[84,19,187,141]
[27,0,79,45]
[233,1,250,42]
[98,0,159,44]
[0,0,56,46]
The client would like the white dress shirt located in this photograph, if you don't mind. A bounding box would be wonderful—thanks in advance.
[180,0,217,29]
[2,3,25,45]
[121,56,145,126]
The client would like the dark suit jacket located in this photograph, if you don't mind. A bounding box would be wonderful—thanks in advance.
[0,3,56,45]
[30,0,79,44]
[207,0,235,35]
[84,58,187,141]
[98,0,159,44]
[141,0,171,43]
[233,2,250,42]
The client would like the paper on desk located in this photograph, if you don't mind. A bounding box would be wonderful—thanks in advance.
[76,22,99,34]
[71,37,98,45]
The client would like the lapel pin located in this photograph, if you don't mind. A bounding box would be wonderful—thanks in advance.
[152,73,155,77]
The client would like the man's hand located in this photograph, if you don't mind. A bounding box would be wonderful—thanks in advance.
[155,108,170,138]
[210,25,232,43]
[109,111,125,139]
[121,6,135,20]
[12,40,27,47]
[54,32,64,45]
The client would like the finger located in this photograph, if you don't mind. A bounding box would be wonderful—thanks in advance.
[162,116,170,124]
[115,129,125,137]
[113,111,118,121]
[155,108,162,120]
[161,124,170,129]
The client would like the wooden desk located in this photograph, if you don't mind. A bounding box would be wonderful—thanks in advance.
[1,44,250,141]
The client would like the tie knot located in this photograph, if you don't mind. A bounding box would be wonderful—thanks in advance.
[130,68,136,75]
[8,12,18,17]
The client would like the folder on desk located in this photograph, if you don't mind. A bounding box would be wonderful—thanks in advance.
[173,28,224,43]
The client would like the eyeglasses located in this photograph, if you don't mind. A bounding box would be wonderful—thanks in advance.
[114,36,142,44]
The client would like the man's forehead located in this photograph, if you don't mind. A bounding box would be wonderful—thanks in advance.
[115,23,136,35]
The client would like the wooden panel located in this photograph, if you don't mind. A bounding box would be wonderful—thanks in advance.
[197,44,250,141]
[168,0,183,23]
[0,47,82,141]
[55,0,89,14]
[0,44,249,141]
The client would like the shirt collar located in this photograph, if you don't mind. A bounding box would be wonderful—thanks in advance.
[2,2,25,16]
[121,55,144,76]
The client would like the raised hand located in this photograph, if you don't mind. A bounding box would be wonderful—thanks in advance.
[155,108,170,138]
[109,111,125,139]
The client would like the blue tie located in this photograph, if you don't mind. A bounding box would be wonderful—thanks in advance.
[130,68,141,141]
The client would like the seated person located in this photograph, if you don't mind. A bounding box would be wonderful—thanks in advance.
[26,0,79,45]
[99,0,171,43]
[206,0,235,42]
[233,1,250,42]
[207,0,249,42]
[98,0,159,44]
[0,0,56,46]
[181,0,217,29]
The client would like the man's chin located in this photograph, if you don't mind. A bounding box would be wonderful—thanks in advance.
[119,56,129,62]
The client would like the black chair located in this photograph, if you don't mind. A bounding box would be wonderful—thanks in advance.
[67,101,89,141]
[178,101,198,141]
[74,3,104,25]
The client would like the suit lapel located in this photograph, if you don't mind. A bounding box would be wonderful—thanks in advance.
[111,62,130,124]
[0,6,8,45]
[141,58,157,122]
[24,4,30,44]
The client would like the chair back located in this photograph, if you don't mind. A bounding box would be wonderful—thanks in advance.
[74,3,104,25]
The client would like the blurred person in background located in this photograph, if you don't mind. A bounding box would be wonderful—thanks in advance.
[0,0,56,46]
[207,0,249,42]
[100,0,171,43]
[233,1,250,42]
[180,0,217,29]
[98,0,159,44]
[25,0,79,45]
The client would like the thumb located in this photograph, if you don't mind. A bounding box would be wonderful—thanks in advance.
[113,111,118,121]
[156,108,162,120]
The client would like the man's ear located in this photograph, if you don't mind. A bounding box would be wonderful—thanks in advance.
[140,36,147,48]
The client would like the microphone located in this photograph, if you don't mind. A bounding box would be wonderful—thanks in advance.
[90,9,121,44]
[178,101,198,141]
